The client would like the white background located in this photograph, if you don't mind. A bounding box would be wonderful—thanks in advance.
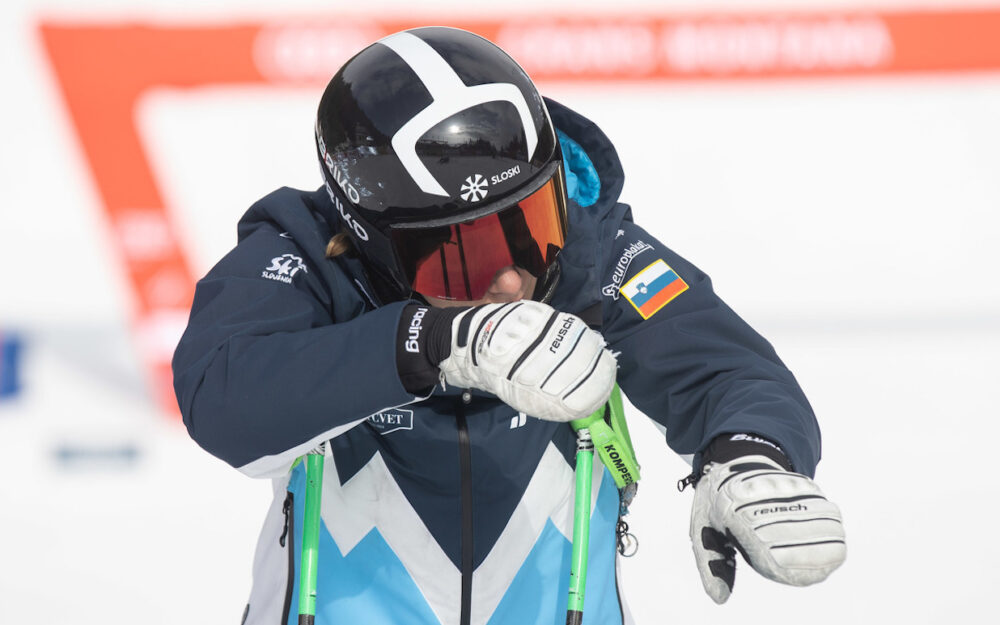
[2,1,999,623]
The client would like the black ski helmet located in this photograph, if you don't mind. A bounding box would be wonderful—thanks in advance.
[315,26,567,303]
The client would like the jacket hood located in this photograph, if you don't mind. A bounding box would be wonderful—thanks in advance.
[237,187,334,258]
[544,98,632,318]
[545,97,626,213]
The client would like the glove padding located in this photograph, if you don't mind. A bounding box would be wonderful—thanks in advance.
[690,455,846,604]
[438,301,616,422]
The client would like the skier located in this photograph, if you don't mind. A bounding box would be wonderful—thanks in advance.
[172,26,845,625]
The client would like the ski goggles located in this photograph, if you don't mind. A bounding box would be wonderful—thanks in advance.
[390,163,568,302]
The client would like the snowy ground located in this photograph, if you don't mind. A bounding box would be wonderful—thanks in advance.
[2,1,999,623]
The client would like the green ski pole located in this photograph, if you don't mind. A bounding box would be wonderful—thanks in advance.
[566,383,638,624]
[566,424,594,625]
[298,443,326,625]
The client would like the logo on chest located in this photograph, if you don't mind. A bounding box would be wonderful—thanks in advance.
[367,408,415,435]
[262,254,308,284]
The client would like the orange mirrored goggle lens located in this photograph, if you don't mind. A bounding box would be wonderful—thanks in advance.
[391,175,566,301]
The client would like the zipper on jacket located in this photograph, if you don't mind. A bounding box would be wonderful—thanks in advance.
[614,552,626,625]
[457,391,474,625]
[280,491,295,625]
[677,469,701,492]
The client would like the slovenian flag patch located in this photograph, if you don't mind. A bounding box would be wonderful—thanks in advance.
[621,259,689,319]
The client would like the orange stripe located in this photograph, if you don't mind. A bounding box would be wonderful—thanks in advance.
[637,279,689,318]
[240,12,1000,84]
[37,11,1000,415]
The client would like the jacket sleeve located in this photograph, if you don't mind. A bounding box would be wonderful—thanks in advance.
[171,227,418,478]
[600,220,821,476]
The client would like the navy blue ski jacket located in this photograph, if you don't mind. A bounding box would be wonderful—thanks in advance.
[172,99,820,625]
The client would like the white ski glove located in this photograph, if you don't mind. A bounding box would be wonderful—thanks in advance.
[689,454,846,604]
[438,301,616,422]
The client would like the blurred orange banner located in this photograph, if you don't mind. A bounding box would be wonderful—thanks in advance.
[39,10,1000,415]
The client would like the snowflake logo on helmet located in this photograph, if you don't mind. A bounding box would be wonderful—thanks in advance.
[460,174,489,202]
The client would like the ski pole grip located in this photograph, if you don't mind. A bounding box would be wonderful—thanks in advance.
[571,385,640,489]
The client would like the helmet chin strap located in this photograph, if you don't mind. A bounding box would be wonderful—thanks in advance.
[409,291,431,306]
[360,261,412,307]
[533,261,562,304]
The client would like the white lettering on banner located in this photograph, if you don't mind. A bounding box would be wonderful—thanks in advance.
[497,18,892,76]
[145,268,189,307]
[253,24,380,81]
[662,18,893,73]
[497,25,658,74]
[117,210,172,261]
[136,310,190,361]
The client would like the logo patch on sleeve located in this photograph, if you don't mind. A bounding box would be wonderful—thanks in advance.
[262,254,308,284]
[621,259,689,319]
[602,239,653,300]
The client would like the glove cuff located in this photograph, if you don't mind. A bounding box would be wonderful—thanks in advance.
[700,433,792,472]
[396,305,466,393]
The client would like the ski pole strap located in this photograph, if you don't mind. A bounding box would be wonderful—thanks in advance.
[571,385,640,490]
